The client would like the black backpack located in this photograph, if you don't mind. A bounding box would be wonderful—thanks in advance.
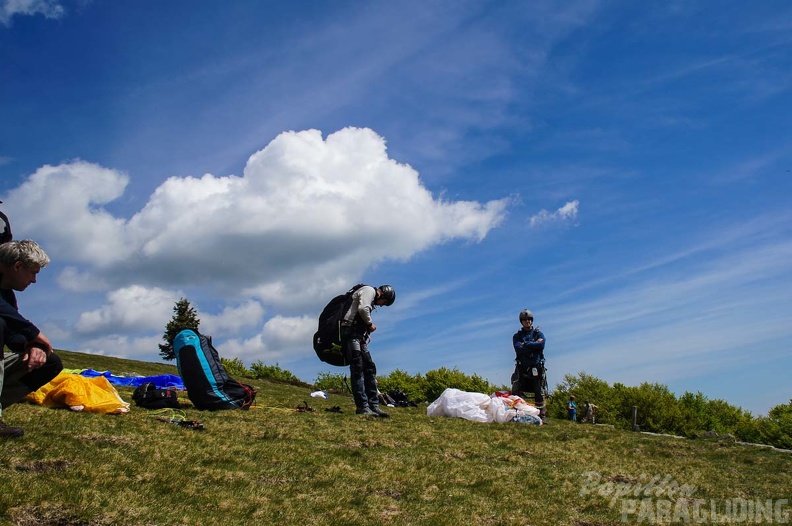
[0,202,12,244]
[389,389,418,408]
[312,284,365,366]
[132,382,181,409]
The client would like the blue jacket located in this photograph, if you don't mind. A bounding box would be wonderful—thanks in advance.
[512,327,545,366]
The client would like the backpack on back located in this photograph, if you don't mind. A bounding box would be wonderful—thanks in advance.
[172,328,257,411]
[312,284,365,367]
[0,202,12,244]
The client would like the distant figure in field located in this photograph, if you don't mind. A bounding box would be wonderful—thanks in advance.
[581,400,598,424]
[510,309,547,421]
[0,240,63,438]
[567,395,577,422]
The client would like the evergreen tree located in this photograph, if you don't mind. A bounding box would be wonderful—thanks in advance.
[159,298,200,361]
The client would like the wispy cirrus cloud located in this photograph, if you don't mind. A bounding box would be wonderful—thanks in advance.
[0,0,66,26]
[529,200,579,228]
[544,213,792,390]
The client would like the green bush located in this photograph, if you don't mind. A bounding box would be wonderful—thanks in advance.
[221,357,251,379]
[548,372,612,422]
[313,371,349,393]
[734,417,763,445]
[677,391,711,436]
[742,399,792,449]
[706,398,754,434]
[376,369,428,403]
[611,382,684,433]
[250,361,301,383]
[549,373,763,439]
[312,368,498,404]
[424,367,495,402]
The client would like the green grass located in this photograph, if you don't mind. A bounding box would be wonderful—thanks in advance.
[1,351,790,526]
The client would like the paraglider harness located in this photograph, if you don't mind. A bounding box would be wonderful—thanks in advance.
[515,356,548,399]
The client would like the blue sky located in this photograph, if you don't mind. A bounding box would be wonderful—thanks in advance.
[2,1,790,416]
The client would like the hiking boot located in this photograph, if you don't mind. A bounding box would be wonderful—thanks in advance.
[0,420,24,438]
[356,406,376,416]
[369,405,391,418]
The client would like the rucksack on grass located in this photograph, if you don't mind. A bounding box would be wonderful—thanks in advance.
[172,328,257,411]
[132,382,181,409]
[312,284,365,367]
[388,389,418,408]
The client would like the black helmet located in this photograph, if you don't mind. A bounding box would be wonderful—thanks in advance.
[378,285,396,306]
[519,309,533,321]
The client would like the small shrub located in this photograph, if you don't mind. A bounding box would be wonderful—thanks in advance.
[221,357,250,378]
[424,367,495,402]
[313,371,348,393]
[548,371,613,422]
[747,399,792,449]
[377,369,429,403]
[250,361,301,383]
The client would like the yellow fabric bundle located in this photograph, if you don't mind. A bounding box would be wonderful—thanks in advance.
[25,372,130,414]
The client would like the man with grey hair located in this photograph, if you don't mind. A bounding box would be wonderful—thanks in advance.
[0,240,63,438]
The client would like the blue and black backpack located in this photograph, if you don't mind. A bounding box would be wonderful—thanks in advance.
[172,328,256,410]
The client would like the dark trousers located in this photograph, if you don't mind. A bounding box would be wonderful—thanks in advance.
[343,329,378,409]
[510,366,545,408]
[0,317,64,415]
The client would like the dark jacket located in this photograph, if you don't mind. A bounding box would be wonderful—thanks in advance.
[512,327,545,366]
[0,285,41,353]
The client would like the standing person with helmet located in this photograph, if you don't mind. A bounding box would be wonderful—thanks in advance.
[340,284,396,417]
[510,309,547,421]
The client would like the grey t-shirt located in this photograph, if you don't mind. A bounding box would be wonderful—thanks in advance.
[342,285,377,326]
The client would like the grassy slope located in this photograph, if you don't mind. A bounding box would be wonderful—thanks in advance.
[1,351,790,526]
[55,349,182,378]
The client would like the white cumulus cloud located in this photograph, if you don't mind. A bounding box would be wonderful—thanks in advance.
[215,315,316,363]
[74,286,183,336]
[75,334,162,363]
[5,160,131,265]
[200,301,266,335]
[5,127,509,309]
[262,315,315,347]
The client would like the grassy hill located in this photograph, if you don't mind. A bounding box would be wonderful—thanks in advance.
[1,351,790,526]
[54,349,183,378]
